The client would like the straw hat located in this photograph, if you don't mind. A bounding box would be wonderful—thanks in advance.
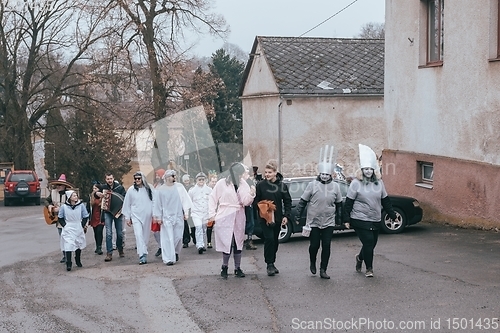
[48,174,75,188]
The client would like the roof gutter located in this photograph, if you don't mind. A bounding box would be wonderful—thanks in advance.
[278,97,283,171]
[240,93,383,100]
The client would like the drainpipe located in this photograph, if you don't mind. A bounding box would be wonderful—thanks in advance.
[278,98,283,171]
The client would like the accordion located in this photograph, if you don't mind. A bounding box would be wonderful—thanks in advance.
[101,189,124,218]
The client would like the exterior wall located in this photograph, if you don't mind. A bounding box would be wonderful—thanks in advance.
[385,0,500,163]
[242,43,279,96]
[243,95,385,177]
[385,0,500,227]
[242,96,281,170]
[383,150,500,229]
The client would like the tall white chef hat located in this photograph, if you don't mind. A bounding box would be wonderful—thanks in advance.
[358,144,378,170]
[317,144,336,174]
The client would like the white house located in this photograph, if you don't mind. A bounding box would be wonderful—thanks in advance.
[383,0,500,228]
[241,36,387,177]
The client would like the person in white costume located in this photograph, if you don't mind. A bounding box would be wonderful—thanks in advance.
[122,171,153,265]
[58,190,89,271]
[153,169,193,265]
[188,172,212,254]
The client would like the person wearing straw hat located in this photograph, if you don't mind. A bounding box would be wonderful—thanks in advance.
[44,174,75,263]
[296,145,343,279]
[343,144,398,278]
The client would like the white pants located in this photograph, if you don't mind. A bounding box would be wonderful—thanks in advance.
[160,220,184,264]
[132,219,151,257]
[192,215,207,249]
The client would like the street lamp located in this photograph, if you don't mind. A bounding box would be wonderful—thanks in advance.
[45,141,56,179]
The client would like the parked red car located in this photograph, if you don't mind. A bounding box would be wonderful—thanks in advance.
[3,170,42,206]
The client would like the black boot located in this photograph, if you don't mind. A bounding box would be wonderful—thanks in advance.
[60,251,66,263]
[220,265,228,279]
[75,249,82,267]
[310,261,317,275]
[65,252,72,271]
[96,246,103,255]
[320,268,330,279]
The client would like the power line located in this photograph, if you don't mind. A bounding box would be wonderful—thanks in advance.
[298,0,359,37]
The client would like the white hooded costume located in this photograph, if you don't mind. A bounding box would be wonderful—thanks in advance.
[122,171,153,261]
[153,170,193,264]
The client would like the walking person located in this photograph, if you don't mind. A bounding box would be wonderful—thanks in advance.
[88,183,104,255]
[152,168,165,257]
[97,172,127,262]
[296,145,343,279]
[206,172,218,248]
[188,172,212,254]
[58,190,89,271]
[244,172,258,250]
[343,144,398,278]
[153,169,192,266]
[122,171,154,265]
[181,174,195,248]
[44,174,75,263]
[255,161,292,276]
[209,163,255,279]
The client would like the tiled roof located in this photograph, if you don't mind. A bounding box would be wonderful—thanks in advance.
[242,36,384,96]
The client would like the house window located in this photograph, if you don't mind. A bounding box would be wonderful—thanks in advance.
[422,163,434,181]
[426,0,444,64]
[416,161,433,189]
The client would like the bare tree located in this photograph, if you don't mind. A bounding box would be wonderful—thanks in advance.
[357,22,385,39]
[0,0,117,169]
[113,0,228,121]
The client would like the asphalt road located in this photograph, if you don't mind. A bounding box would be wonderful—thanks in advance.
[1,203,500,333]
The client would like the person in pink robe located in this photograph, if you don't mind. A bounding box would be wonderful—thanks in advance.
[209,163,255,279]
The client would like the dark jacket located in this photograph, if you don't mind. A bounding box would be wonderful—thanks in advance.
[254,173,292,223]
[103,180,126,197]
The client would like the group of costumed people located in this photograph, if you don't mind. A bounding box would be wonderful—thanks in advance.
[45,142,396,279]
[297,143,397,278]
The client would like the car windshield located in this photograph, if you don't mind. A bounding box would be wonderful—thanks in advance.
[10,173,35,182]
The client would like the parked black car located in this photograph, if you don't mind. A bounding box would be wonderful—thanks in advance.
[253,176,423,243]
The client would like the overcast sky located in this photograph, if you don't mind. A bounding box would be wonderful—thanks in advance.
[189,0,385,57]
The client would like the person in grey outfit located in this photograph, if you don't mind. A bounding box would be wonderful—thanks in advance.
[343,144,397,278]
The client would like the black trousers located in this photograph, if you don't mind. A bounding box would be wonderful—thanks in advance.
[262,221,281,264]
[183,219,196,245]
[354,227,379,270]
[309,226,334,270]
[93,224,104,248]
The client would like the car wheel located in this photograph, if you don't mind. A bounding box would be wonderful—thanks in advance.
[278,220,293,243]
[381,207,406,234]
[15,180,30,196]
